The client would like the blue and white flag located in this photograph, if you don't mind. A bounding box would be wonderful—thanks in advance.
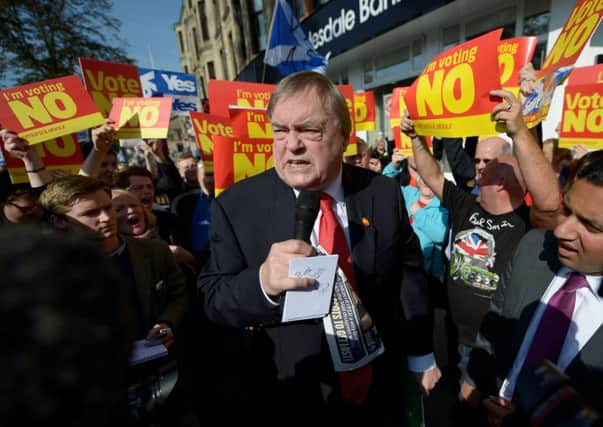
[263,0,329,76]
[138,67,200,116]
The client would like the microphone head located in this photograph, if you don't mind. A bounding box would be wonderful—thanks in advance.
[294,191,320,242]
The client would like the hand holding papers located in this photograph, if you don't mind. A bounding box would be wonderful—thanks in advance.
[129,339,168,366]
[281,254,338,322]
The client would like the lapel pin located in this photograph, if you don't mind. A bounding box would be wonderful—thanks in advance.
[361,217,370,227]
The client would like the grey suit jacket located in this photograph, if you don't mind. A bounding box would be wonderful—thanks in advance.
[469,229,603,411]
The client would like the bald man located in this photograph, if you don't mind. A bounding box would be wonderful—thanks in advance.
[438,135,512,195]
[474,137,513,185]
[402,89,560,410]
[343,136,371,169]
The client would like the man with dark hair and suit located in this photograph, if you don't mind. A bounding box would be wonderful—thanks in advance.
[199,71,440,426]
[467,150,603,425]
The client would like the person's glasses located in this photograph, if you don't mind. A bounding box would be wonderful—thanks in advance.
[272,123,326,143]
[474,158,493,165]
[7,202,41,214]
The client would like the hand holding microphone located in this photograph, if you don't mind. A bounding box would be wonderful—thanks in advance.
[260,191,320,299]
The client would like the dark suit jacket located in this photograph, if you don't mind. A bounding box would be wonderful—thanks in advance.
[468,229,603,411]
[124,237,188,333]
[198,165,432,417]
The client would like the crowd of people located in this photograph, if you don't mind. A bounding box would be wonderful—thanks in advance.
[1,67,602,427]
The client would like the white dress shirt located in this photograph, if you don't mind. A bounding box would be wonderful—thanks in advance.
[499,267,603,400]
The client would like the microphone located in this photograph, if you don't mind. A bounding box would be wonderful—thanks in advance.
[294,191,320,243]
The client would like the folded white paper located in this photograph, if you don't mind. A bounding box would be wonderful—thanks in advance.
[282,254,338,322]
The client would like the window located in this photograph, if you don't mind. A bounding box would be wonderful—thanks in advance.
[523,12,550,36]
[376,47,409,72]
[199,0,209,41]
[466,7,515,40]
[228,32,238,75]
[294,0,305,18]
[251,0,266,51]
[523,0,549,68]
[412,37,426,70]
[207,61,216,79]
[178,31,185,53]
[532,41,547,69]
[192,27,200,59]
[233,0,247,59]
[364,61,374,84]
[443,25,459,51]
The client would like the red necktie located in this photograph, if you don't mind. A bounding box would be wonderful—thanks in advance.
[319,193,372,406]
[523,272,588,369]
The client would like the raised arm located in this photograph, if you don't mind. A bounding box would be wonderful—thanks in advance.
[80,119,116,178]
[491,90,560,229]
[1,130,53,188]
[400,111,445,200]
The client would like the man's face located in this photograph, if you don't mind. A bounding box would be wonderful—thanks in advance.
[344,141,369,168]
[271,87,347,190]
[177,158,199,185]
[127,175,155,209]
[98,152,117,185]
[64,190,117,242]
[368,158,382,173]
[2,195,43,224]
[475,139,503,183]
[554,179,603,274]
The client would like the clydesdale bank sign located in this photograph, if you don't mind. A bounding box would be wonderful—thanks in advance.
[305,0,450,56]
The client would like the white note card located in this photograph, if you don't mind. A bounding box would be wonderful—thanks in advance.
[281,254,338,323]
[128,339,168,366]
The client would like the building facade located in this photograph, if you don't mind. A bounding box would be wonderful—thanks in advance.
[174,0,266,99]
[176,0,603,140]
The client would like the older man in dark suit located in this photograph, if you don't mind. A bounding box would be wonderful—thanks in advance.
[467,150,603,426]
[199,71,440,426]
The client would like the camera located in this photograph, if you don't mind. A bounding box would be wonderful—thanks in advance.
[503,360,601,427]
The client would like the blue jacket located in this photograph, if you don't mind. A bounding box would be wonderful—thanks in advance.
[401,186,449,278]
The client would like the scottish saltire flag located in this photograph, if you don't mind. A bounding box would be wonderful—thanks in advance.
[263,0,329,76]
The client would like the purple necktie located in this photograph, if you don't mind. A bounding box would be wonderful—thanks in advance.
[522,272,588,368]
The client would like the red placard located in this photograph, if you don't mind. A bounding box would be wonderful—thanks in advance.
[539,0,603,78]
[568,63,603,86]
[338,84,356,156]
[0,75,104,145]
[404,29,502,138]
[354,91,376,131]
[498,36,538,92]
[108,97,172,139]
[559,81,603,150]
[189,112,233,167]
[79,57,143,117]
[212,134,274,196]
[229,107,273,140]
[207,80,275,118]
[1,133,83,183]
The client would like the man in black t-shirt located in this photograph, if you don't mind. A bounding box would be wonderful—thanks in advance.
[401,89,560,405]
